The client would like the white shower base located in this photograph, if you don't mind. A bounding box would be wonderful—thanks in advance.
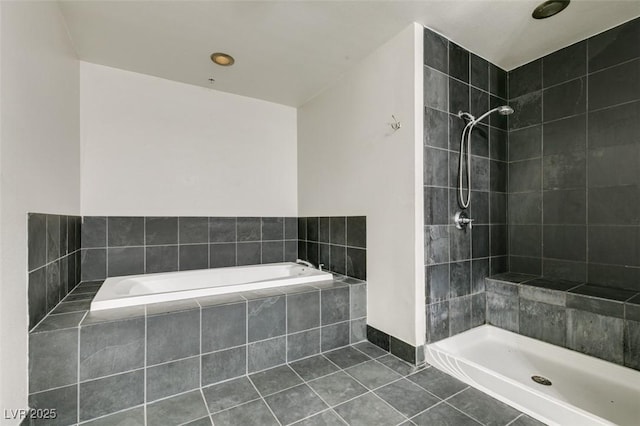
[425,325,640,426]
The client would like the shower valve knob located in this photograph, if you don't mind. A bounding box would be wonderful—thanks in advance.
[454,211,474,230]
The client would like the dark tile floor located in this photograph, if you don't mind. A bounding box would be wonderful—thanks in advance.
[80,342,546,426]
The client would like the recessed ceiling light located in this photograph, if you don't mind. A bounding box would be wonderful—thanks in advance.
[210,52,235,66]
[532,0,570,19]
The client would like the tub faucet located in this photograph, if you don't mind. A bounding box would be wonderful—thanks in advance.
[296,259,315,268]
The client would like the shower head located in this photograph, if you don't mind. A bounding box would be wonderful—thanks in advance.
[497,105,514,115]
[464,105,515,125]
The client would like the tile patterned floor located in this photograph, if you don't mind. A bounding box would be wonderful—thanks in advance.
[80,342,546,426]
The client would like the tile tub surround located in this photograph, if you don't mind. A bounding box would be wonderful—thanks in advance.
[507,17,640,292]
[297,216,367,280]
[485,272,640,371]
[80,216,299,280]
[27,276,367,423]
[26,341,540,426]
[28,213,82,330]
[423,26,509,344]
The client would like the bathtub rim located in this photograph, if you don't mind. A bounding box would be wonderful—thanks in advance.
[90,262,334,312]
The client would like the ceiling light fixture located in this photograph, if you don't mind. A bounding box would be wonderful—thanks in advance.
[532,0,570,19]
[210,52,235,66]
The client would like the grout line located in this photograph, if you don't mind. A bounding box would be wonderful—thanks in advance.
[247,377,283,426]
[585,41,590,284]
[76,318,81,425]
[75,404,145,425]
[143,217,146,274]
[105,218,109,279]
[443,399,489,425]
[143,304,148,425]
[177,414,211,426]
[199,300,203,390]
[245,297,249,376]
[505,413,525,426]
[540,59,545,278]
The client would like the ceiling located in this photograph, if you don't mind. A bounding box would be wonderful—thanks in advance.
[59,1,640,107]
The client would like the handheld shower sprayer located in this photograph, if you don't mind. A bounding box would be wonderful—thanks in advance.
[457,106,514,210]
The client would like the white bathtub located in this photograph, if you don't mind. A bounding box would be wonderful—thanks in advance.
[425,325,640,426]
[90,262,332,311]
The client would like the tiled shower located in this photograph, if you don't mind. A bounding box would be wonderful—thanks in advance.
[423,27,509,343]
[424,16,640,371]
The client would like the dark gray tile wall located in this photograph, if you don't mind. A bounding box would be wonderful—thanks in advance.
[365,325,425,365]
[297,216,367,280]
[28,277,366,423]
[507,17,640,292]
[81,216,298,280]
[423,27,508,343]
[28,213,82,330]
[485,273,640,371]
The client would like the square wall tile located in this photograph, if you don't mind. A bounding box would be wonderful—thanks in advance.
[202,346,246,385]
[81,216,106,249]
[208,217,235,243]
[29,384,77,426]
[80,318,145,380]
[29,328,78,393]
[588,19,640,72]
[544,40,587,86]
[107,247,144,277]
[329,245,346,275]
[424,28,448,73]
[248,337,286,373]
[202,302,246,352]
[145,217,178,245]
[46,215,60,263]
[28,213,47,270]
[261,241,284,264]
[287,329,321,362]
[346,248,366,280]
[107,217,144,247]
[210,243,236,268]
[147,309,200,365]
[287,290,320,333]
[179,244,209,270]
[237,242,260,266]
[346,216,366,248]
[81,249,106,281]
[28,268,47,329]
[321,322,350,351]
[146,357,200,402]
[588,59,640,111]
[509,59,541,98]
[321,287,349,325]
[79,370,144,421]
[237,217,261,242]
[248,297,285,342]
[145,245,179,273]
[567,309,624,364]
[180,217,209,243]
[424,66,449,112]
[262,217,284,241]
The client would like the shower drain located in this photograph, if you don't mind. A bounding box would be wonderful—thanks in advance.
[531,375,552,386]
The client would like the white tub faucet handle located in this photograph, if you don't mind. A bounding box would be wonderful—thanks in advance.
[296,259,315,268]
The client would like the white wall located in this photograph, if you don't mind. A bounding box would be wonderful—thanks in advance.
[80,62,298,217]
[0,1,80,420]
[298,24,425,346]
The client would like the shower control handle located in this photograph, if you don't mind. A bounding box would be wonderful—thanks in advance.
[454,211,474,230]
